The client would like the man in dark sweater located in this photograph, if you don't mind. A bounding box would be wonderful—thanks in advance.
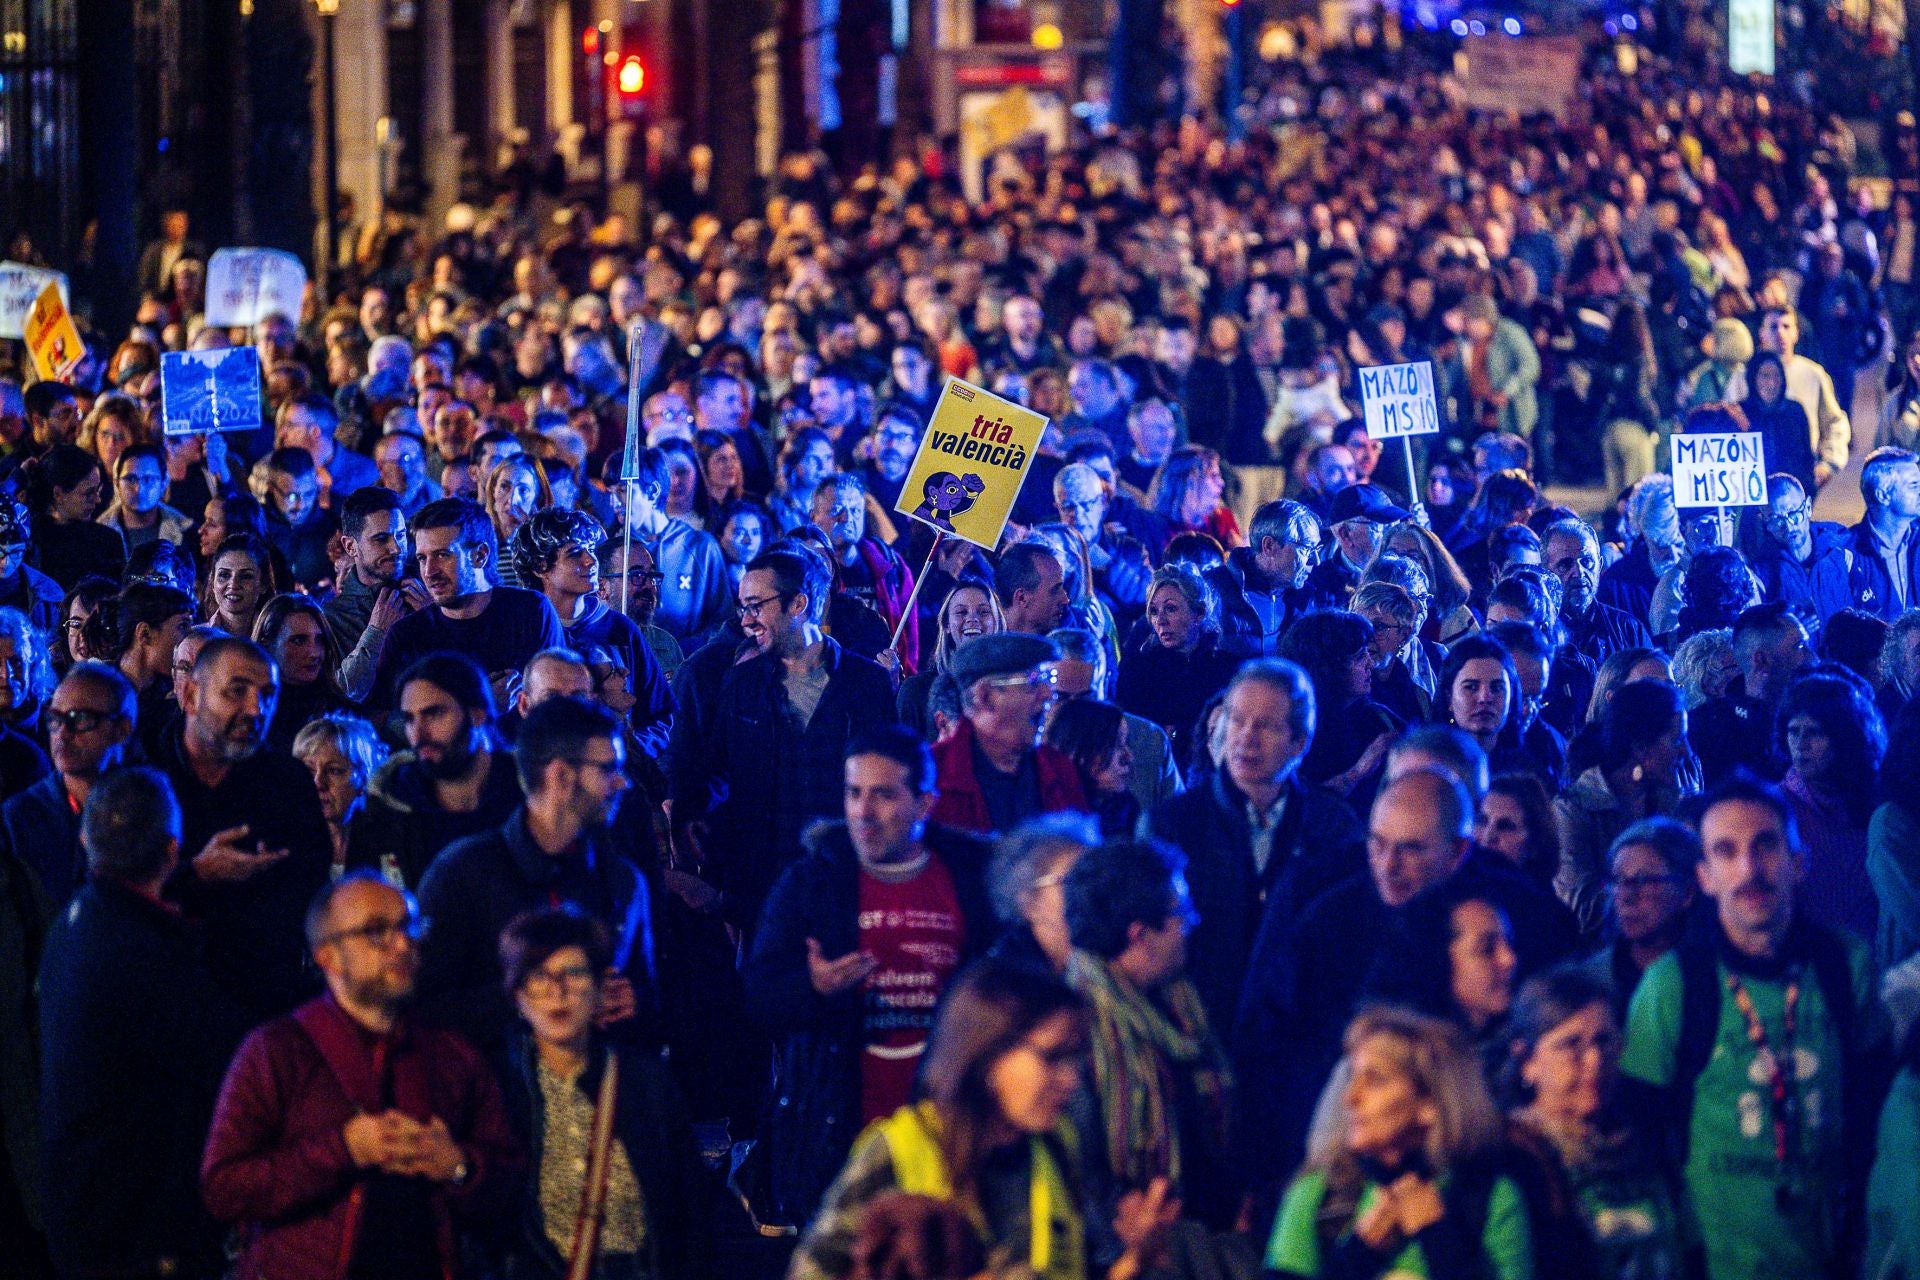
[371,497,564,709]
[1,662,136,907]
[156,637,332,1020]
[415,696,655,1052]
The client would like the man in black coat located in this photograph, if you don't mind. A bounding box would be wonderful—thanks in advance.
[156,637,332,1021]
[741,727,995,1228]
[1143,659,1363,1033]
[37,767,245,1280]
[1235,766,1576,1194]
[1690,602,1812,783]
[0,662,136,909]
[1207,500,1323,657]
[667,548,895,932]
[416,696,656,1053]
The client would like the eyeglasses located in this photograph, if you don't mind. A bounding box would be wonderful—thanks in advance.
[648,408,694,423]
[46,707,122,734]
[1611,872,1683,897]
[1536,1028,1621,1060]
[1763,501,1810,525]
[982,668,1058,691]
[612,568,665,583]
[521,964,598,998]
[736,593,790,617]
[320,915,422,950]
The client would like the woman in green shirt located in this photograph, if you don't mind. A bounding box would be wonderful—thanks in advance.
[1264,1006,1535,1280]
[1502,966,1697,1280]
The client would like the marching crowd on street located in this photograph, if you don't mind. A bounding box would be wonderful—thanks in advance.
[8,35,1920,1280]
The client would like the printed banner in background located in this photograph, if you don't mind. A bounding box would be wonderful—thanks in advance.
[895,377,1048,550]
[160,346,264,436]
[0,263,69,340]
[204,248,308,328]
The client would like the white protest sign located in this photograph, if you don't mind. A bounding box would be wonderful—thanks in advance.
[1671,432,1767,507]
[0,263,69,340]
[204,248,308,328]
[1358,361,1440,439]
[1460,35,1582,120]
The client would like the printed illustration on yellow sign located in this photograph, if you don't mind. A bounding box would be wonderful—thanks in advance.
[895,377,1049,550]
[25,281,84,383]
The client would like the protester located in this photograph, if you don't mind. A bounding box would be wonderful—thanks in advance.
[928,633,1083,835]
[201,873,521,1280]
[986,812,1100,972]
[0,662,134,905]
[1580,817,1700,1010]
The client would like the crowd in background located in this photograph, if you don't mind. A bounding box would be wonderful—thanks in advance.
[6,36,1920,1280]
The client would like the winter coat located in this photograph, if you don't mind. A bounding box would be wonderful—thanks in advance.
[927,717,1086,835]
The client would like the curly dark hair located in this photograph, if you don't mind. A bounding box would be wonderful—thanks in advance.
[1675,545,1756,641]
[1775,671,1885,827]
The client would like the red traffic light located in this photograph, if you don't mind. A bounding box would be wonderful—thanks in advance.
[617,55,645,95]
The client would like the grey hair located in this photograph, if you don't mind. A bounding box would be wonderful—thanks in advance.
[1248,499,1320,552]
[988,812,1100,924]
[1627,476,1681,550]
[292,711,391,791]
[1670,628,1735,708]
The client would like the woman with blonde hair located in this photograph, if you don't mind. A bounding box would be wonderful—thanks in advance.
[1116,563,1237,765]
[483,453,551,587]
[1265,1007,1534,1279]
[897,579,1004,737]
[292,711,391,880]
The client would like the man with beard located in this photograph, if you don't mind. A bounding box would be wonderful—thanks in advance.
[515,507,672,757]
[929,633,1084,834]
[326,487,427,702]
[371,497,564,709]
[1209,499,1322,657]
[156,636,332,1019]
[598,538,685,685]
[668,548,894,932]
[415,696,656,1050]
[1,662,136,907]
[352,653,524,888]
[1544,518,1655,664]
[1053,463,1152,623]
[810,473,920,669]
[862,402,920,514]
[201,875,520,1279]
[261,447,342,592]
[1622,776,1891,1280]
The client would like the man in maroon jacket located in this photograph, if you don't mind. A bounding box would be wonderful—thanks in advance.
[929,632,1085,834]
[201,874,521,1280]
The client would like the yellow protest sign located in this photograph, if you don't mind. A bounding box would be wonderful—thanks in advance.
[24,281,83,383]
[895,377,1047,550]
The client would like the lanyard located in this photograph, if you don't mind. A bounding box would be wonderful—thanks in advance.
[1724,967,1801,1202]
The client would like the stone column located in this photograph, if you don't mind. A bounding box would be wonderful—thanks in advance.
[334,0,391,238]
[419,0,460,225]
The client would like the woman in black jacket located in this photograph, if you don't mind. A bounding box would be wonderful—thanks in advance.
[20,446,125,590]
[1115,564,1240,765]
[1741,351,1817,494]
[1277,608,1404,800]
[494,907,705,1280]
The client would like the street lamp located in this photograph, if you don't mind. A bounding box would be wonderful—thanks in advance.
[314,0,341,302]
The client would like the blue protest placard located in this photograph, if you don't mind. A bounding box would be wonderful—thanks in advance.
[160,347,263,436]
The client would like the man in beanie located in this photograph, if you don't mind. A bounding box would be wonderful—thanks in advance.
[1681,316,1756,409]
[929,633,1084,833]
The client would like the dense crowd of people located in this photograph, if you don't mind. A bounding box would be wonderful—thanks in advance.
[7,36,1920,1280]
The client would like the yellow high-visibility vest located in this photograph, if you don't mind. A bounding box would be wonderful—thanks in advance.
[871,1101,1086,1280]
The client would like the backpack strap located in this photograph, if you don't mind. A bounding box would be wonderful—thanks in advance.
[1666,932,1723,1162]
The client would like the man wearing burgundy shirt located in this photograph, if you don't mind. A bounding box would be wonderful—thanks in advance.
[742,726,994,1228]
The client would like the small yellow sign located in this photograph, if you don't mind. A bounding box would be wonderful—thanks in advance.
[895,377,1048,551]
[24,281,83,384]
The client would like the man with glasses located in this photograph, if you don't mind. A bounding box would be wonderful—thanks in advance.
[811,472,921,669]
[1,662,135,907]
[374,429,443,518]
[642,388,696,445]
[1054,462,1152,623]
[929,633,1084,834]
[416,696,655,1052]
[21,381,79,456]
[741,726,996,1226]
[617,446,731,642]
[38,767,246,1280]
[1753,472,1853,624]
[1210,499,1321,657]
[597,539,685,685]
[668,547,894,931]
[98,443,192,550]
[202,872,520,1280]
[862,403,921,512]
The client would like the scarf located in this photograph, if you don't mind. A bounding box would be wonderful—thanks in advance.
[1064,950,1232,1191]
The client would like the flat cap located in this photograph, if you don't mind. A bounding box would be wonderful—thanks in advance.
[950,633,1060,688]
